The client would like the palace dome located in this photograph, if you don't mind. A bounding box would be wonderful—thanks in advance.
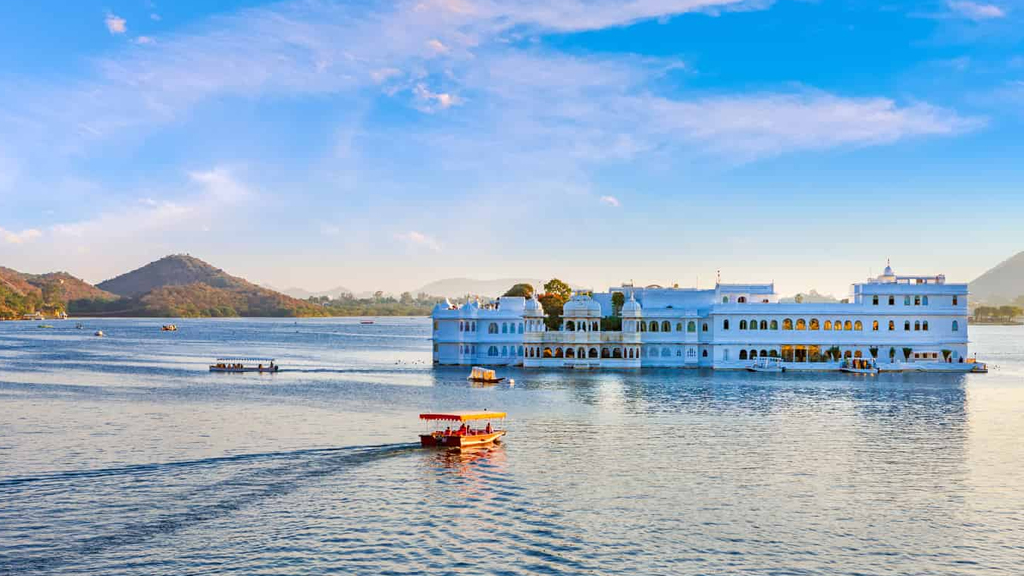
[562,293,601,318]
[524,295,545,316]
[622,293,642,318]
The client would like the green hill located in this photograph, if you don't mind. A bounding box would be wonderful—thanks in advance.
[91,254,328,318]
[0,267,118,319]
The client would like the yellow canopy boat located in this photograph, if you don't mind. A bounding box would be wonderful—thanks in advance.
[419,411,507,448]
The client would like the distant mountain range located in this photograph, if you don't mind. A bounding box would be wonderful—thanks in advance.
[276,285,354,300]
[412,278,548,298]
[970,251,1024,305]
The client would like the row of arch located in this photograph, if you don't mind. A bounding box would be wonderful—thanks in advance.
[724,318,952,332]
[526,346,710,360]
[564,320,600,332]
[485,345,524,357]
[871,295,943,306]
[635,320,704,333]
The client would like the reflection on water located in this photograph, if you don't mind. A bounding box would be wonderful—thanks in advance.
[1,319,1022,575]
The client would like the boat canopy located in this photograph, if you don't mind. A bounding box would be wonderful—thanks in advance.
[419,411,506,422]
[215,357,276,362]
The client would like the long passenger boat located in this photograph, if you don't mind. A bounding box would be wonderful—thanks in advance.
[209,357,280,373]
[419,411,506,449]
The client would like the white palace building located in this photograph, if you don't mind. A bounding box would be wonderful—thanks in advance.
[431,263,974,371]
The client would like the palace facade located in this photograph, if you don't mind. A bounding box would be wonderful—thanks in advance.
[431,264,970,370]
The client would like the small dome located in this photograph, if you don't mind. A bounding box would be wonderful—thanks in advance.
[562,292,601,318]
[622,293,642,318]
[524,295,545,316]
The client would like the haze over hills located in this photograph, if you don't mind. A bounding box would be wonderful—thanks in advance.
[969,251,1024,305]
[413,278,548,298]
[276,286,354,300]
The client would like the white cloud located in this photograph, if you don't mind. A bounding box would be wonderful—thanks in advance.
[105,13,127,34]
[946,1,1006,20]
[150,13,162,21]
[395,230,441,251]
[412,83,463,112]
[0,227,42,244]
[600,195,621,207]
[426,38,449,54]
[134,36,156,45]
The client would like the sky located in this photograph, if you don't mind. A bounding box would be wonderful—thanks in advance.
[1,0,1023,297]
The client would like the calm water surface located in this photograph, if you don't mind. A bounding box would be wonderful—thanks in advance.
[1,318,1022,575]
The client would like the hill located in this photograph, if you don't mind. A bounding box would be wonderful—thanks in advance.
[91,255,328,318]
[278,285,353,300]
[413,278,547,298]
[970,251,1024,305]
[0,267,117,318]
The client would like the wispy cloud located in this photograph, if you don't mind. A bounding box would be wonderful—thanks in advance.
[412,83,463,112]
[0,227,42,245]
[395,230,442,251]
[946,1,1006,20]
[134,36,156,45]
[600,195,621,207]
[150,13,162,21]
[105,13,127,34]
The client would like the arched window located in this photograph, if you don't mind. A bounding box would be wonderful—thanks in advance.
[488,322,498,334]
[796,319,806,330]
[809,319,820,330]
[854,321,862,331]
[740,320,748,330]
[760,320,768,330]
[688,321,696,333]
[748,319,757,331]
[922,296,929,306]
[844,350,852,359]
[613,348,622,358]
[676,349,682,356]
[749,349,757,359]
[952,320,959,332]
[702,349,708,357]
[471,322,476,331]
[459,322,464,332]
[565,320,575,331]
[922,321,928,331]
[502,323,508,334]
[872,320,879,331]
[589,348,599,358]
[578,347,585,358]
[770,320,778,330]
[738,297,747,303]
[739,349,748,360]
[722,296,729,304]
[834,320,843,331]
[723,320,730,330]
[555,347,563,358]
[676,322,683,332]
[888,296,895,305]
[783,318,793,330]
[914,321,921,331]
[518,323,524,334]
[824,320,832,330]
[953,296,958,306]
[904,321,911,331]
[639,322,646,332]
[661,348,671,357]
[914,295,921,306]
[760,349,768,357]
[904,296,911,306]
[702,323,708,332]
[501,346,507,356]
[843,320,852,331]
[889,320,895,331]
[854,350,863,358]
[872,295,879,305]
[488,346,498,357]
[565,348,575,358]
[662,321,671,332]
[518,346,523,356]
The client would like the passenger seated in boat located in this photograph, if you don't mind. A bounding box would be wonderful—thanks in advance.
[457,424,467,436]
[444,426,451,436]
[485,422,492,434]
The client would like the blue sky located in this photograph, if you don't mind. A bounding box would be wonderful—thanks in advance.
[1,0,1022,296]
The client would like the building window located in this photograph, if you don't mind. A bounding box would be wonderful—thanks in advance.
[922,321,928,331]
[809,318,820,330]
[904,296,911,306]
[904,321,911,331]
[824,320,832,330]
[783,318,793,330]
[702,349,708,357]
[738,297,747,303]
[590,348,599,358]
[519,323,524,334]
[488,322,498,334]
[796,319,807,330]
[889,320,895,331]
[661,348,671,357]
[739,349,748,360]
[740,320,748,330]
[888,295,895,305]
[723,320,730,330]
[770,320,778,330]
[922,296,929,306]
[854,320,862,331]
[471,322,476,331]
[723,296,729,304]
[760,320,768,330]
[502,323,508,334]
[872,295,879,305]
[688,321,697,333]
[749,319,758,331]
[844,320,853,331]
[834,320,843,331]
[488,346,498,357]
[914,296,921,306]
[502,346,508,356]
[953,296,958,306]
[518,346,524,356]
[649,321,658,332]
[676,322,683,332]
[914,321,921,331]
[662,321,671,332]
[952,320,959,332]
[873,320,879,331]
[433,321,439,331]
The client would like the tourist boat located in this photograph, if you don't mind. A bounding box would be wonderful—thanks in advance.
[359,320,374,325]
[94,331,104,337]
[209,357,280,373]
[419,411,506,449]
[840,358,879,374]
[467,366,505,383]
[162,324,178,331]
[970,362,989,373]
[748,356,784,373]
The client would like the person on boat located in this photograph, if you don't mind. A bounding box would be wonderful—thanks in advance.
[457,423,467,436]
[485,422,492,434]
[444,426,451,436]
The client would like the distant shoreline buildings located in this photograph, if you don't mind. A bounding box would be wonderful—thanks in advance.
[432,263,972,371]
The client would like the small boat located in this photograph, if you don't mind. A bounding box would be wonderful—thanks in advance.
[467,366,505,383]
[419,411,507,449]
[75,323,84,330]
[38,324,55,329]
[840,358,879,374]
[209,357,280,373]
[970,362,988,374]
[748,356,784,373]
[359,320,374,325]
[94,331,105,337]
[162,324,178,331]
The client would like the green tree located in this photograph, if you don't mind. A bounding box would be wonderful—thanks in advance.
[538,293,564,331]
[503,283,534,299]
[400,291,413,305]
[869,347,879,359]
[611,292,625,316]
[543,278,572,302]
[902,347,913,361]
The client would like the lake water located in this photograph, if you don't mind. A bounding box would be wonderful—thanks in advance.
[1,318,1022,575]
